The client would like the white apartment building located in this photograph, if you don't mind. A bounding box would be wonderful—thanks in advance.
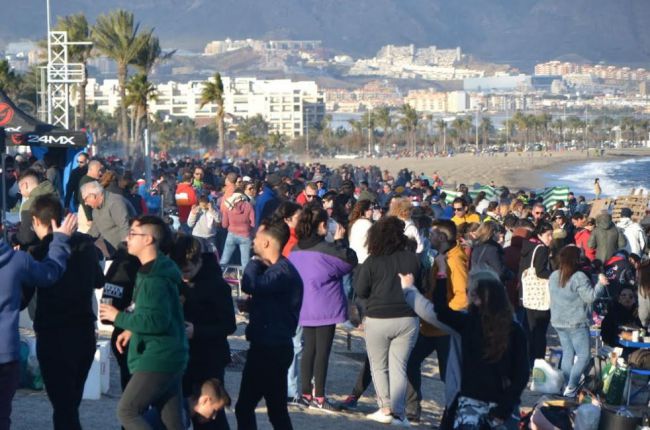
[82,77,325,138]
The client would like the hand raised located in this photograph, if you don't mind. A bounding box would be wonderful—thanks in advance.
[52,213,78,237]
[398,273,415,289]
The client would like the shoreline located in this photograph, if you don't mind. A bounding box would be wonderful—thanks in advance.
[316,148,650,191]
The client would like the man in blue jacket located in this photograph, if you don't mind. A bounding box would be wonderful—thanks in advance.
[235,220,303,430]
[254,174,282,227]
[0,212,77,430]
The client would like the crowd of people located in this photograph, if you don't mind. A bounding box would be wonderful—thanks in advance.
[1,151,650,430]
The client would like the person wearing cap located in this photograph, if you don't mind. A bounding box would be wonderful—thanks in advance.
[429,194,444,220]
[616,207,647,256]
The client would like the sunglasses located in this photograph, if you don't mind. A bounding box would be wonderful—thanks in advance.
[306,194,317,199]
[453,207,465,212]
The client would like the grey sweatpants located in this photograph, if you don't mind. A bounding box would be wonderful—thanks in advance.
[364,316,419,418]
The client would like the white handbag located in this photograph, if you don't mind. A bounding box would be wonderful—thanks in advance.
[521,245,550,311]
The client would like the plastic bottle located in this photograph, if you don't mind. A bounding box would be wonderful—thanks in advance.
[637,414,650,430]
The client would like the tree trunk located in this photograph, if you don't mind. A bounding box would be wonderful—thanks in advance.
[79,65,87,129]
[217,106,225,156]
[118,63,129,153]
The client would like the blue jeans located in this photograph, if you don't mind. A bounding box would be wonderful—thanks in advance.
[555,326,591,390]
[287,326,303,398]
[220,233,251,268]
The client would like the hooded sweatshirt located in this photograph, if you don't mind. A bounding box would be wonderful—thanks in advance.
[0,234,70,364]
[221,196,255,238]
[588,213,627,262]
[114,253,189,374]
[616,217,647,256]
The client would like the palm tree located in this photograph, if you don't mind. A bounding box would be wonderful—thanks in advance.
[200,73,226,154]
[373,106,392,154]
[133,35,174,76]
[92,9,151,147]
[54,14,93,128]
[450,117,465,150]
[479,117,493,149]
[0,59,21,98]
[398,104,418,154]
[125,73,157,152]
[319,114,333,149]
[360,110,375,155]
[436,119,447,154]
[129,35,174,147]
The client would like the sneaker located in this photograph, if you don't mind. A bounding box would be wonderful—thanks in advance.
[287,396,310,407]
[406,405,421,423]
[367,409,394,424]
[337,395,359,410]
[309,398,338,414]
[391,416,411,427]
[563,386,578,398]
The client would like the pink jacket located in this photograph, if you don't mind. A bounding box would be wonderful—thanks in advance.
[222,200,255,238]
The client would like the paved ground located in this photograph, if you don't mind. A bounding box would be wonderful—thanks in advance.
[12,317,542,429]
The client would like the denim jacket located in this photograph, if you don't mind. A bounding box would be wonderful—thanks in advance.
[549,270,606,329]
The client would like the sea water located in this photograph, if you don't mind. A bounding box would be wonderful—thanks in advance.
[545,156,650,198]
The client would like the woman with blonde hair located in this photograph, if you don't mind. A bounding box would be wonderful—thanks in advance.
[389,197,424,253]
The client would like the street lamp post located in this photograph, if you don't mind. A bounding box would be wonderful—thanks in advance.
[475,105,480,153]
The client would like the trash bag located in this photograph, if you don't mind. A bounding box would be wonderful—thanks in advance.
[531,359,565,394]
[573,403,600,430]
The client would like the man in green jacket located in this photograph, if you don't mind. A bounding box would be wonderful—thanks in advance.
[100,215,188,430]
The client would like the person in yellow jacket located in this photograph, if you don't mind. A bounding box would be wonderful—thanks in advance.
[451,197,480,226]
[405,219,468,422]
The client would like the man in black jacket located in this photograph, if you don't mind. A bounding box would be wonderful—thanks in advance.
[23,195,104,430]
[170,235,236,430]
[64,152,88,212]
[235,220,303,430]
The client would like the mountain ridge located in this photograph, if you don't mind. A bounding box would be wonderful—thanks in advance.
[2,0,649,70]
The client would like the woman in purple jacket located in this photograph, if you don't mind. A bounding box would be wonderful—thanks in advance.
[288,204,357,412]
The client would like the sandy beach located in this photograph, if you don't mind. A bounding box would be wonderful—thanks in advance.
[316,148,650,191]
[12,317,543,429]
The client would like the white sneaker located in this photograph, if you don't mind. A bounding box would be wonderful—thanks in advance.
[367,409,393,424]
[391,416,411,427]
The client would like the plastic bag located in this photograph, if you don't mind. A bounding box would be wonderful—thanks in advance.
[531,359,565,394]
[573,403,600,430]
[602,365,627,405]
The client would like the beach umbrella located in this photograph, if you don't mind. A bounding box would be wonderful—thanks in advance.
[540,186,571,210]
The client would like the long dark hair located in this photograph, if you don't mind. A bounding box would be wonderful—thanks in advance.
[367,216,408,256]
[348,199,373,231]
[558,245,581,287]
[534,221,553,239]
[472,275,513,362]
[271,201,302,224]
[296,203,328,240]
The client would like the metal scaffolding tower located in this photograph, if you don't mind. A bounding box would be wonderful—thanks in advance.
[46,30,87,129]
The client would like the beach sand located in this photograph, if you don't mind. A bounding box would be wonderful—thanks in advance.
[12,318,544,429]
[316,148,650,191]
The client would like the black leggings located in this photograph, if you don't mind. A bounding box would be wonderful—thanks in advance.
[526,308,550,364]
[301,325,336,397]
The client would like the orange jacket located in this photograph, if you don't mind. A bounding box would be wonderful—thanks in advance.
[420,243,468,337]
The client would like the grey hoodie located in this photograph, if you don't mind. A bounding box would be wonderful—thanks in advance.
[587,214,627,262]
